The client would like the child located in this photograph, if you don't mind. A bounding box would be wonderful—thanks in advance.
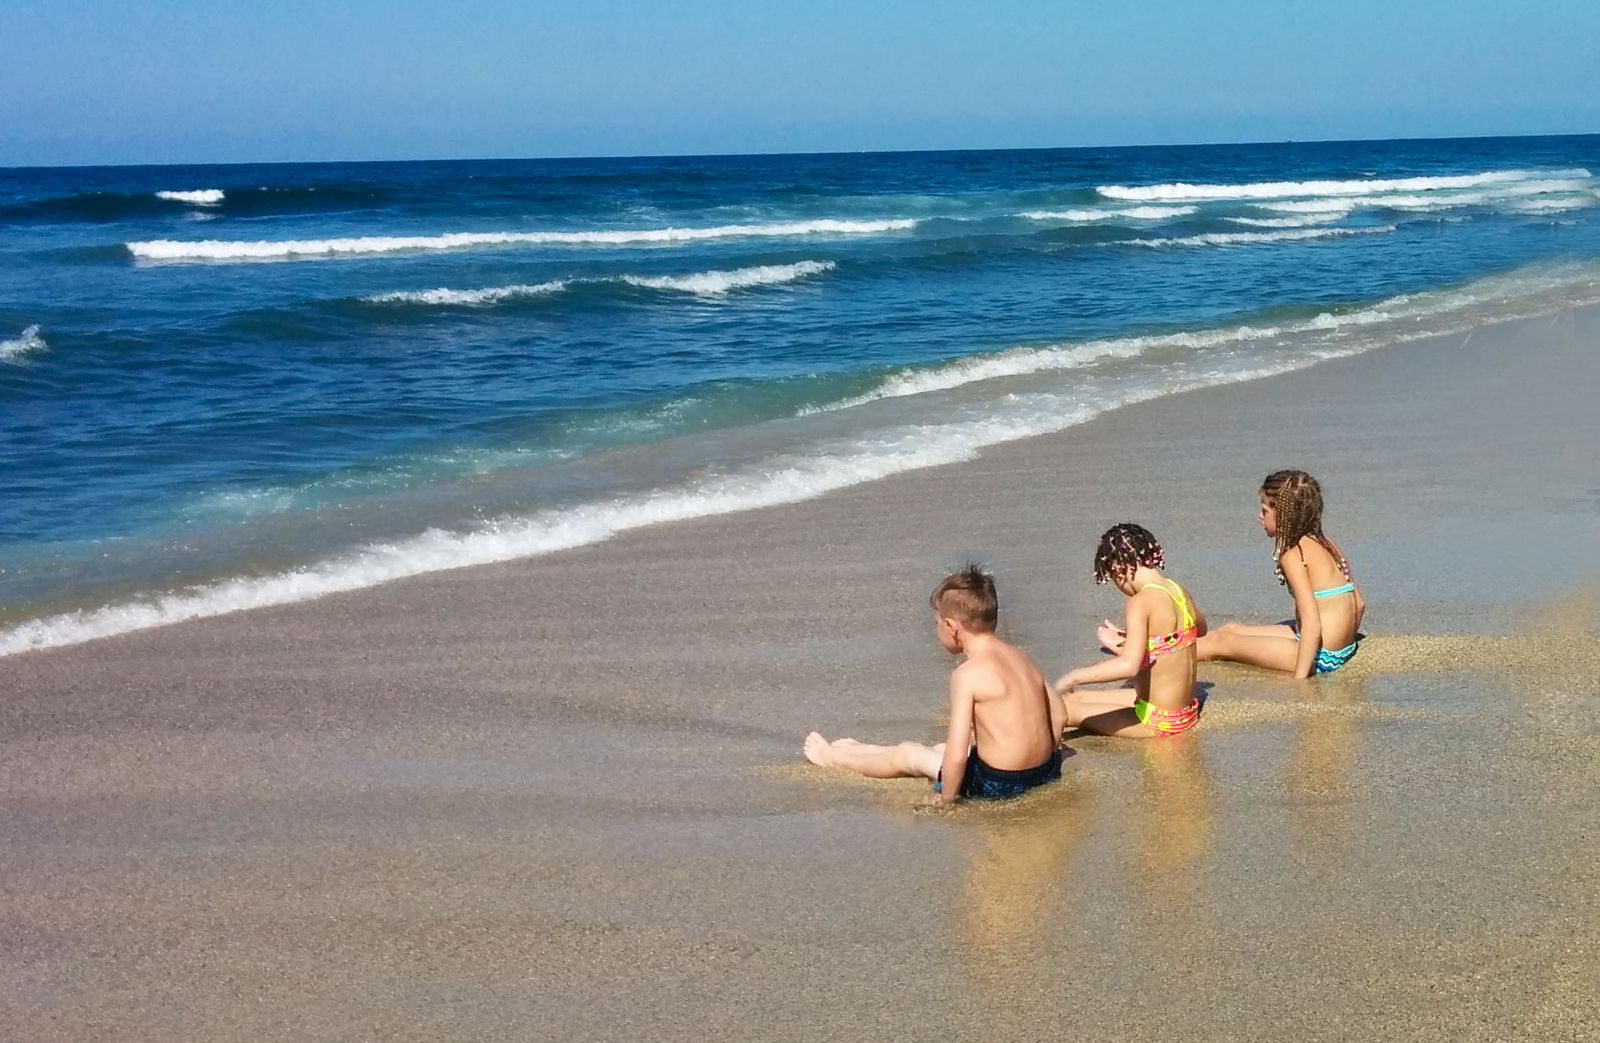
[1196,469,1365,677]
[803,566,1063,803]
[1058,523,1207,737]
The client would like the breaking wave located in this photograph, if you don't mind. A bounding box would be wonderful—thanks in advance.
[362,261,835,305]
[1020,205,1197,221]
[0,324,47,362]
[1225,214,1346,228]
[363,281,570,306]
[1505,196,1598,214]
[805,261,1600,412]
[155,189,225,206]
[6,261,1599,656]
[127,220,916,261]
[1097,168,1591,203]
[1114,225,1395,248]
[619,260,835,294]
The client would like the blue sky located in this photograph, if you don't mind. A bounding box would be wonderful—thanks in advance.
[3,0,1597,166]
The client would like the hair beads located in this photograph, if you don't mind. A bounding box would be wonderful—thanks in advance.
[1094,523,1166,584]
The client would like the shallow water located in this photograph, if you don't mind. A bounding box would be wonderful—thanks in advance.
[3,135,1600,650]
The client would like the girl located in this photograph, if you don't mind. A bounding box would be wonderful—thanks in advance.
[1197,470,1365,678]
[1058,524,1207,738]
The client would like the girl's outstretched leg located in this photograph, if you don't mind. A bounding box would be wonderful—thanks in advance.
[1197,622,1300,671]
[803,733,944,779]
[1062,691,1153,738]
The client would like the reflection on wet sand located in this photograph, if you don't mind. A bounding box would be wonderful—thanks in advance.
[952,734,1218,1042]
[1285,674,1368,878]
[952,767,1093,1043]
[1131,738,1218,883]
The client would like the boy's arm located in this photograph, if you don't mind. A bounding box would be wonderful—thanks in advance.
[1046,680,1067,746]
[1058,597,1150,690]
[933,670,976,804]
[1282,551,1321,679]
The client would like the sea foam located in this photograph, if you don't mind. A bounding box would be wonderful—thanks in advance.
[1505,196,1597,214]
[803,261,1600,411]
[1020,206,1197,221]
[155,189,225,205]
[6,263,1600,658]
[1225,214,1347,228]
[1255,180,1595,216]
[128,220,914,261]
[363,261,835,306]
[1098,168,1591,203]
[364,281,570,306]
[1115,225,1395,248]
[619,260,835,294]
[0,324,47,362]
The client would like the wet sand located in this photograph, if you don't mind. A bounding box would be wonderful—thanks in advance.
[3,307,1598,1041]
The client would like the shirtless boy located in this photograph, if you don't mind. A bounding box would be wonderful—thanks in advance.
[803,566,1064,803]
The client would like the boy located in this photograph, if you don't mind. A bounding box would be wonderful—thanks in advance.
[803,566,1064,803]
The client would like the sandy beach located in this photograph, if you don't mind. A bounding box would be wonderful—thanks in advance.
[3,305,1598,1041]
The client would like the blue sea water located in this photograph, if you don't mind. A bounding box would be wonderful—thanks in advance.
[3,135,1599,652]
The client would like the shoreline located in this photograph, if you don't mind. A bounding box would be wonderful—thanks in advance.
[3,302,1598,1041]
[6,264,1600,657]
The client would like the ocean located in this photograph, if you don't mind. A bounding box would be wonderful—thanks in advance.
[3,135,1599,654]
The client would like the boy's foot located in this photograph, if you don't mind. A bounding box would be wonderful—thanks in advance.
[803,732,837,768]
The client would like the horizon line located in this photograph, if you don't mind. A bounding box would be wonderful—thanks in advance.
[4,129,1597,174]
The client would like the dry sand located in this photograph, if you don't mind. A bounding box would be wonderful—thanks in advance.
[3,307,1598,1041]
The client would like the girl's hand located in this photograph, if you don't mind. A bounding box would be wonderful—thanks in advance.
[1055,670,1080,693]
[1096,620,1127,654]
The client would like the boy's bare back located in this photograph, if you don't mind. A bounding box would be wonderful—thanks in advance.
[957,638,1063,772]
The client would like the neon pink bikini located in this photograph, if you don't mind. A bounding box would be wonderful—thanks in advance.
[1135,579,1202,736]
[1143,579,1198,665]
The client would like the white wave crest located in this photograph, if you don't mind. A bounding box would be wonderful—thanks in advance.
[127,220,915,261]
[1020,205,1197,222]
[1258,200,1365,213]
[620,260,835,295]
[155,189,225,205]
[0,373,1330,657]
[802,260,1600,414]
[7,262,1600,657]
[1098,168,1591,203]
[1253,179,1596,217]
[364,261,835,306]
[1116,225,1394,248]
[1504,196,1596,214]
[1225,214,1346,228]
[807,326,1280,413]
[0,432,1037,657]
[0,324,47,362]
[364,281,570,306]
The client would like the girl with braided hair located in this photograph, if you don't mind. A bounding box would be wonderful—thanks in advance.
[1196,470,1365,678]
[1056,523,1209,737]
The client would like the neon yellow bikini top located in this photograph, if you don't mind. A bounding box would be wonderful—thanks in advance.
[1143,579,1197,665]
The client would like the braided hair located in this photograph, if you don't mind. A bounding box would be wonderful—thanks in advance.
[1261,470,1339,583]
[1093,523,1166,585]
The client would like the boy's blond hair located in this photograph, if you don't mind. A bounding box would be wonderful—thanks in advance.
[930,565,998,633]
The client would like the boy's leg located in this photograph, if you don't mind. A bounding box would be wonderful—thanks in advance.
[803,733,944,779]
